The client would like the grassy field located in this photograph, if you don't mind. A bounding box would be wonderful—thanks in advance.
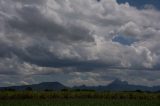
[0,91,160,106]
[0,91,160,99]
[0,99,160,106]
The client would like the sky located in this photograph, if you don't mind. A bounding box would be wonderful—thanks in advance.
[0,0,160,87]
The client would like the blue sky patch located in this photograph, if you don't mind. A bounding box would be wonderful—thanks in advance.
[112,35,137,46]
[117,0,160,10]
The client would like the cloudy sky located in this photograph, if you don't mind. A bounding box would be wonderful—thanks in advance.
[0,0,160,87]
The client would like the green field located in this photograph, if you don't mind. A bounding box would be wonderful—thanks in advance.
[0,91,160,99]
[0,99,160,106]
[0,91,160,106]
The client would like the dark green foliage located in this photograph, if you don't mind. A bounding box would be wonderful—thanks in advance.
[61,88,70,92]
[0,91,160,106]
[135,90,143,93]
[44,89,53,92]
[25,87,32,91]
[0,91,160,100]
[0,99,160,106]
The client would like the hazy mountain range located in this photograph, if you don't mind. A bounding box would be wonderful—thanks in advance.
[0,79,160,92]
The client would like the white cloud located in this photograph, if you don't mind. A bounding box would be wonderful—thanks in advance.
[0,0,160,86]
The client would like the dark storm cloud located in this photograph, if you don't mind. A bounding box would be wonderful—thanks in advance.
[10,45,113,70]
[15,0,45,5]
[6,5,94,43]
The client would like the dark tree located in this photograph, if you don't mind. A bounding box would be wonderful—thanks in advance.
[26,87,32,91]
[61,88,69,92]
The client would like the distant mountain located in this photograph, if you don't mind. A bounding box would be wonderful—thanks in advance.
[1,80,160,92]
[105,79,150,91]
[73,79,160,92]
[0,82,67,91]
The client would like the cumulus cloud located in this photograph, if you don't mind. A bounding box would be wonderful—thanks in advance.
[0,0,160,86]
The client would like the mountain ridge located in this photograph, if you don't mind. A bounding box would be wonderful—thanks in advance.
[0,79,160,92]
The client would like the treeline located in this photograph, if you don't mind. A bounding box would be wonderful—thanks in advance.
[0,91,160,100]
[0,87,96,92]
[1,88,160,94]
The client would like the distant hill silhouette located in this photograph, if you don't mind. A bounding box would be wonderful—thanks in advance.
[0,82,67,91]
[73,79,160,92]
[0,79,160,92]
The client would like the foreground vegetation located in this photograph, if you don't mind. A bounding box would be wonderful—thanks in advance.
[0,91,160,106]
[0,91,160,100]
[0,99,160,106]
